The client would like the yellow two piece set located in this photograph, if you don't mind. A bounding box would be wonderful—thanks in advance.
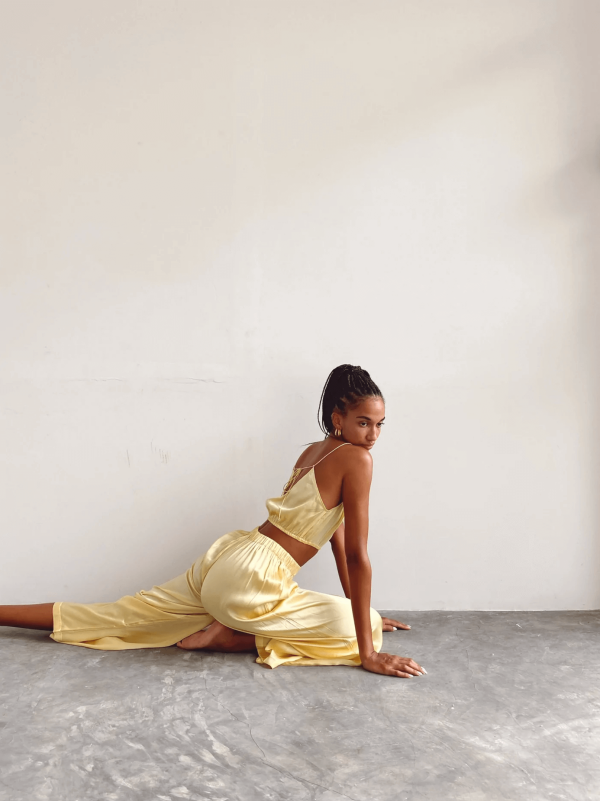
[51,445,383,668]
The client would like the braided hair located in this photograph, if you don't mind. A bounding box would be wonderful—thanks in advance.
[318,364,384,436]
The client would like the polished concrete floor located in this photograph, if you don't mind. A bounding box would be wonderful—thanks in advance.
[0,611,598,801]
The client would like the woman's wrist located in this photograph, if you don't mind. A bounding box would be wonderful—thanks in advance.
[359,648,377,663]
[358,636,376,661]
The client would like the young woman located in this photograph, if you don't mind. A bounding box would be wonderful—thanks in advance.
[0,365,425,679]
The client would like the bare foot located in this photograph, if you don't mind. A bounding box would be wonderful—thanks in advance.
[176,620,256,653]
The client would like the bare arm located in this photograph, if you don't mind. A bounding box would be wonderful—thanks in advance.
[330,524,410,632]
[342,450,424,678]
[330,523,351,599]
[342,450,377,660]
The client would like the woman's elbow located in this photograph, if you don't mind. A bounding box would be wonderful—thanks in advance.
[345,550,370,569]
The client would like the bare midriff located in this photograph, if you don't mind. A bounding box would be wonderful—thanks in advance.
[257,519,318,567]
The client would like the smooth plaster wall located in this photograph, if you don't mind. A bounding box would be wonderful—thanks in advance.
[1,1,599,610]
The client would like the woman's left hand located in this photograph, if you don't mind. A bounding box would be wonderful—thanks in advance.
[381,616,411,631]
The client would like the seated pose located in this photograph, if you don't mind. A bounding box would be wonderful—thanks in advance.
[0,364,425,679]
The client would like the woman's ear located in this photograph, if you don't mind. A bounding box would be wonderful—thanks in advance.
[331,410,343,433]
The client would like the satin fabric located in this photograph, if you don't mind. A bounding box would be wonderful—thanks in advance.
[51,528,383,667]
[265,466,346,550]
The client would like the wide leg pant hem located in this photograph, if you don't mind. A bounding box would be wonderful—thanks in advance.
[50,601,215,651]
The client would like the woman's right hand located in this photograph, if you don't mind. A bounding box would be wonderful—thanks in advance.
[361,650,426,678]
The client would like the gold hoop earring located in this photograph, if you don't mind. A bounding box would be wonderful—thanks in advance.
[335,428,341,438]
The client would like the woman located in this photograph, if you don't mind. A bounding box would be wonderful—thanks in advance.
[0,365,425,679]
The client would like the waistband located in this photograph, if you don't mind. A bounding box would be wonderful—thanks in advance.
[246,528,301,577]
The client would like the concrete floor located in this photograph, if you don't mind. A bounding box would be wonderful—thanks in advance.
[0,612,598,801]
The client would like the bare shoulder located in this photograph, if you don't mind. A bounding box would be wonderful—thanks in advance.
[338,444,373,474]
[340,446,373,502]
[294,441,371,473]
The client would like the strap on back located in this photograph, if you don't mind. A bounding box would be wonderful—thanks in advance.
[308,442,350,468]
[278,442,351,512]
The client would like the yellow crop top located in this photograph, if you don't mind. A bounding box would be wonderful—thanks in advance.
[265,443,350,550]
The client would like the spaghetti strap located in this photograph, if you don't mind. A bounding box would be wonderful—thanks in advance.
[308,442,351,468]
[279,442,351,501]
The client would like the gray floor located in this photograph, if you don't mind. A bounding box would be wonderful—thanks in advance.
[1,612,598,801]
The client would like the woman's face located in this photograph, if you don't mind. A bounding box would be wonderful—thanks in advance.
[334,396,385,450]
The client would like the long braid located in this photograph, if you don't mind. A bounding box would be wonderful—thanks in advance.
[318,364,384,436]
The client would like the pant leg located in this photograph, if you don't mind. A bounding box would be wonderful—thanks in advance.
[50,529,249,650]
[200,529,383,668]
[253,587,383,668]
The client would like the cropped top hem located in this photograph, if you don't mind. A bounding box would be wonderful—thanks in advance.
[266,516,334,550]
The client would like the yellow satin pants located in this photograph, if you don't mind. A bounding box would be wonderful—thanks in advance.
[51,527,383,668]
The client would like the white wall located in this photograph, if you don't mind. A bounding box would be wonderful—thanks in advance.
[1,0,599,610]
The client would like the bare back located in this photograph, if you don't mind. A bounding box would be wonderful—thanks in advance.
[258,439,370,565]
